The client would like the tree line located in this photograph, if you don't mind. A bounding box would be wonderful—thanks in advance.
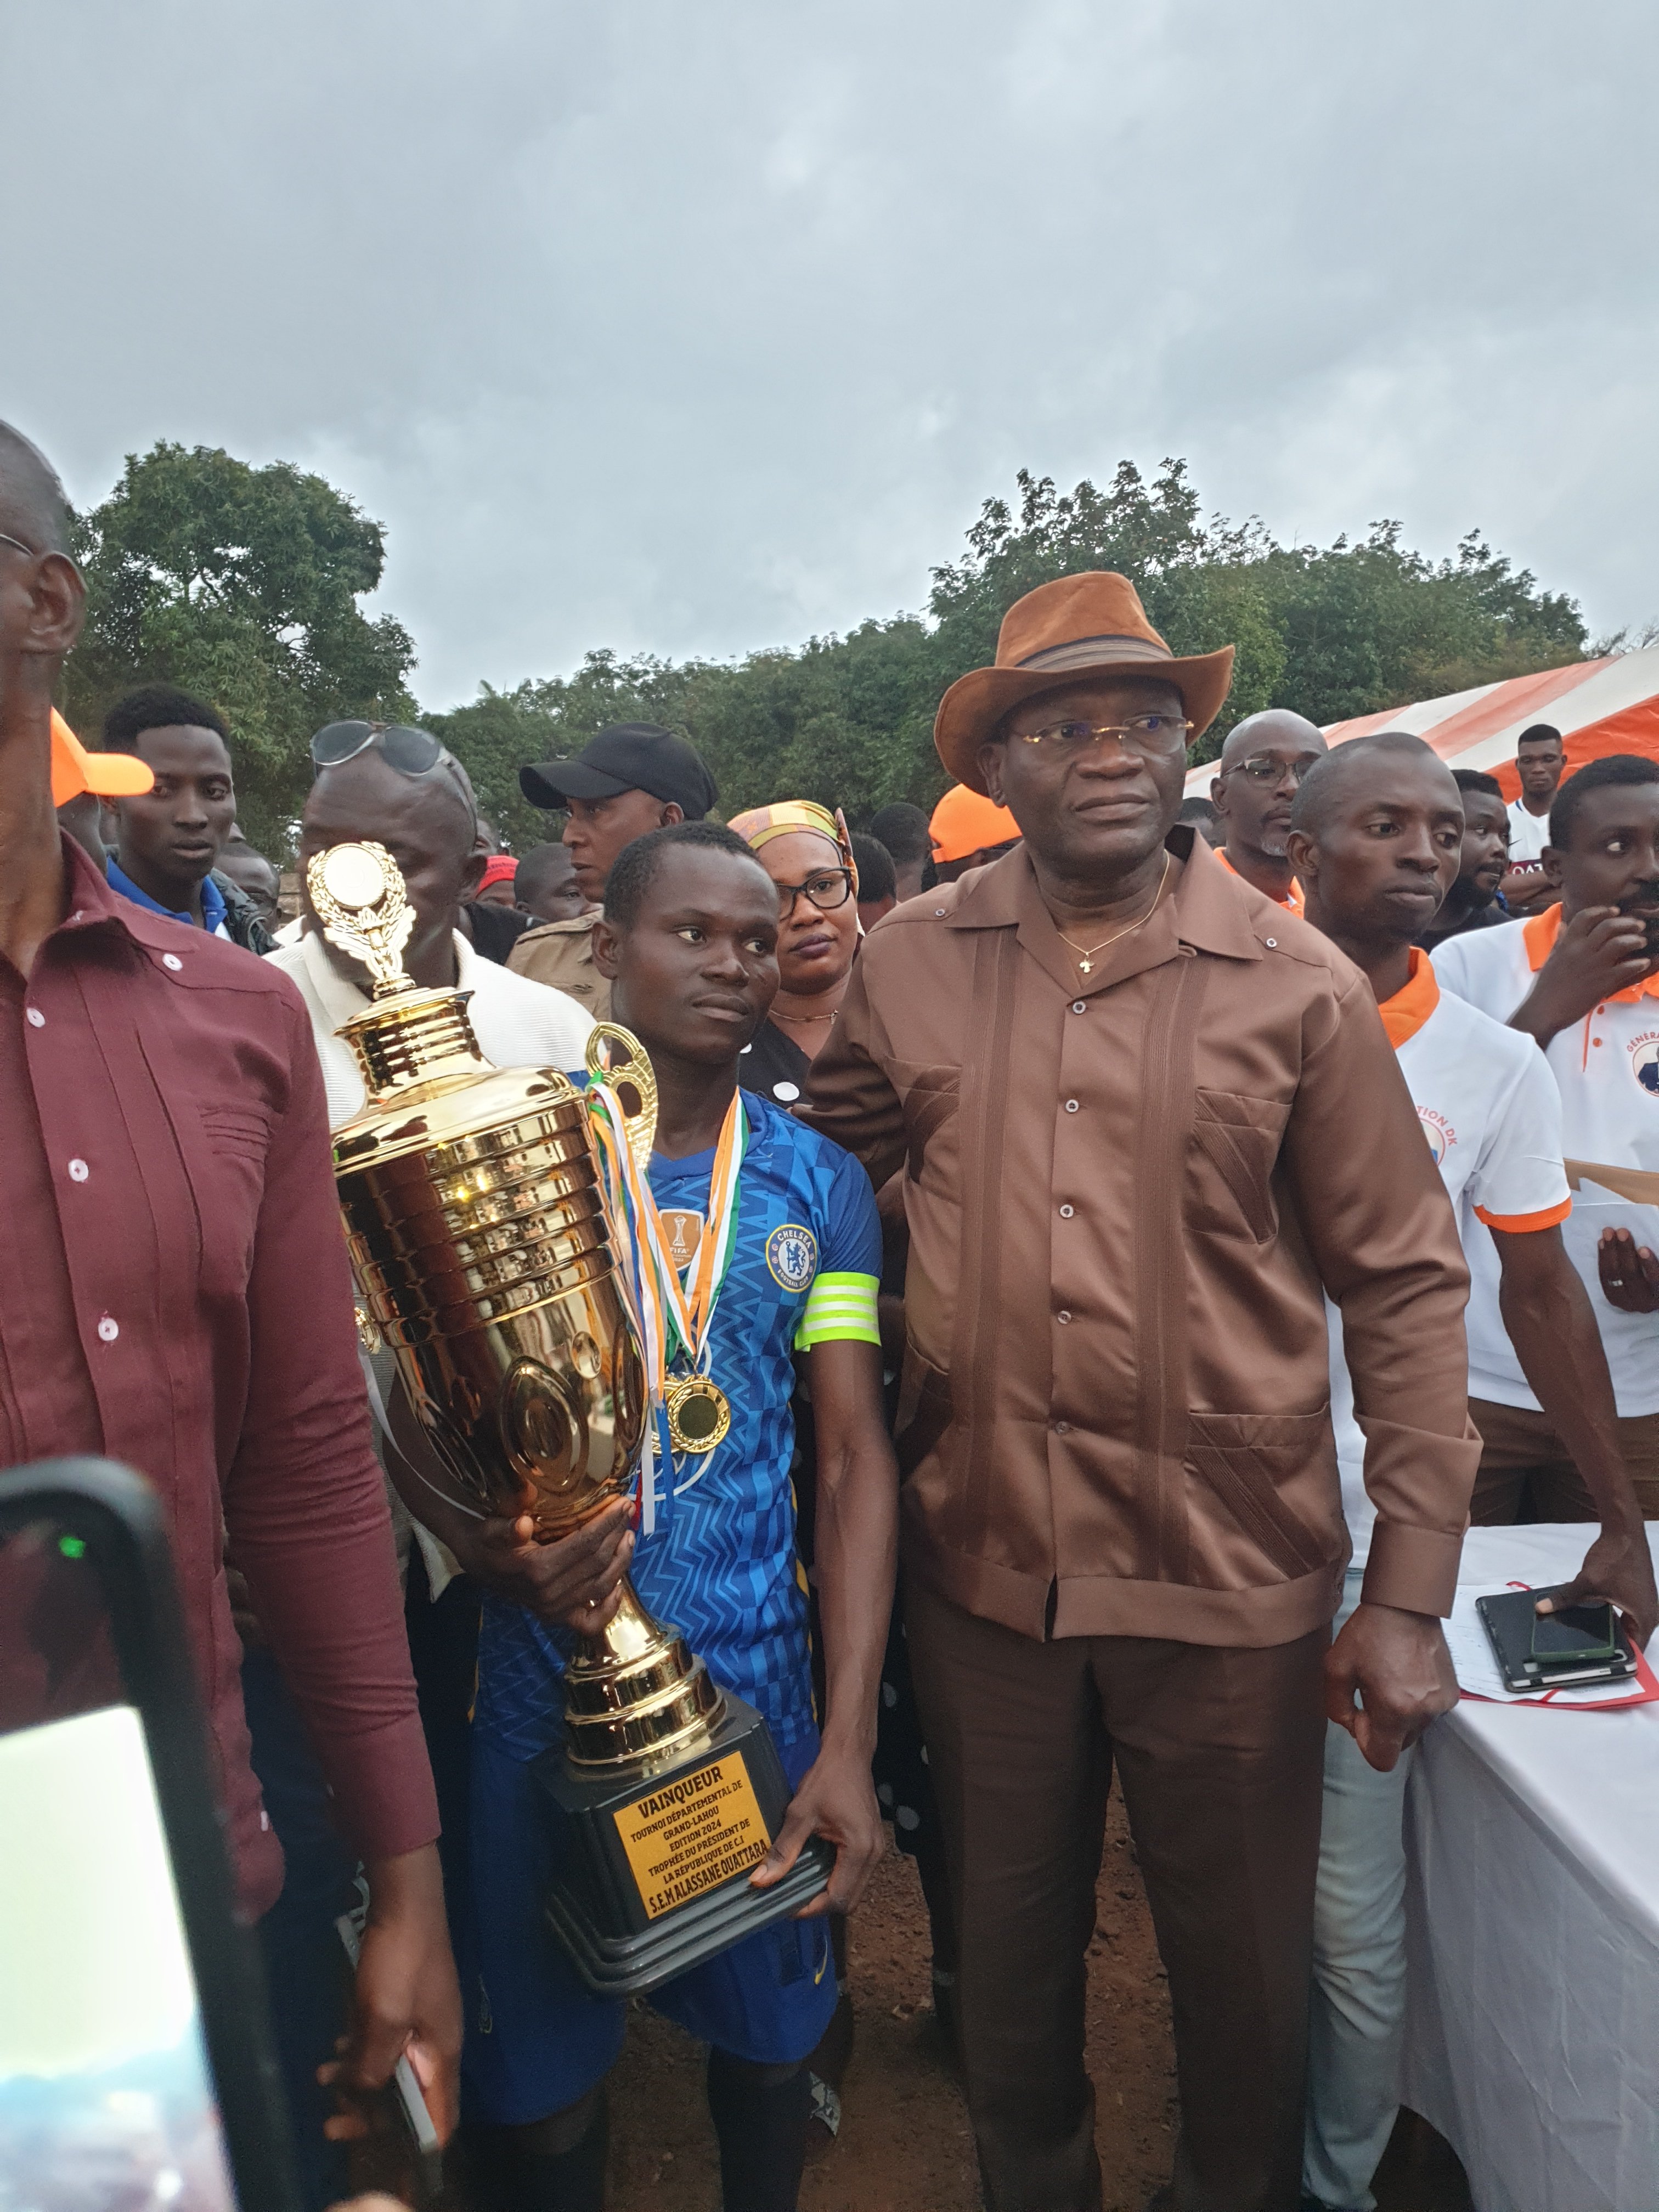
[61,443,1592,857]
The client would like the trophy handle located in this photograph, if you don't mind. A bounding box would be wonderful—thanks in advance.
[586,1023,658,1175]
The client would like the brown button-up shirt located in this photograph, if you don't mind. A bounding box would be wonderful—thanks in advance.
[507,913,610,1019]
[800,830,1480,1647]
[0,839,438,1914]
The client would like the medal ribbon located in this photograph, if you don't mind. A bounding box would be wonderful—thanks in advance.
[587,1082,747,1530]
[662,1091,746,1367]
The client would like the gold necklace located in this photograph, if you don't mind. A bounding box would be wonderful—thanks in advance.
[773,1007,837,1024]
[1054,851,1171,975]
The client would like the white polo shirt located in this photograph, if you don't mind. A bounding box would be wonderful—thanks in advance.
[1329,950,1571,1561]
[268,923,594,1127]
[1432,909,1659,1416]
[1506,795,1554,866]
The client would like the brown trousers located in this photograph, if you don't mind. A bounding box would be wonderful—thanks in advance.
[905,1579,1327,2212]
[1468,1397,1659,1525]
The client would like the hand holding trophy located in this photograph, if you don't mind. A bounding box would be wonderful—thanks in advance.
[311,841,830,1993]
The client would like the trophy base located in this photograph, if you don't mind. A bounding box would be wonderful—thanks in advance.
[533,1692,834,1997]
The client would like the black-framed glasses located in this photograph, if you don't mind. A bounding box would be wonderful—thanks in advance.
[310,721,447,777]
[1224,755,1319,787]
[1014,713,1191,758]
[776,866,855,914]
[0,529,36,558]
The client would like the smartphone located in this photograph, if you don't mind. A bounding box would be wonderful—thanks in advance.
[0,1457,303,2212]
[1477,1583,1635,1694]
[335,1909,444,2207]
[1531,1600,1619,1663]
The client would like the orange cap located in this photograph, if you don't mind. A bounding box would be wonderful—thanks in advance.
[929,783,1019,865]
[50,709,154,806]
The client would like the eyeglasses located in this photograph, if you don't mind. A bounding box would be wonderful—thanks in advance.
[1013,713,1191,758]
[775,867,855,915]
[311,721,449,776]
[1223,756,1319,787]
[0,530,36,558]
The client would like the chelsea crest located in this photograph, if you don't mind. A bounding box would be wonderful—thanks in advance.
[766,1223,819,1293]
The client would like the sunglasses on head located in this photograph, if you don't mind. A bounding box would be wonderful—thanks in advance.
[309,721,448,777]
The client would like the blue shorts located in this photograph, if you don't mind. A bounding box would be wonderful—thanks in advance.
[460,1728,836,2126]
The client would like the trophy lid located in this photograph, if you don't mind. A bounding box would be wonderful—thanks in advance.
[308,839,420,998]
[308,838,500,1107]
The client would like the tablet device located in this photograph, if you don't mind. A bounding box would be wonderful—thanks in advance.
[1476,1583,1637,1695]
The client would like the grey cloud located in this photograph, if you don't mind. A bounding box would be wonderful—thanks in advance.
[7,0,1656,707]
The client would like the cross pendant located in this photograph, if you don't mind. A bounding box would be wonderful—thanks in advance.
[1078,958,1093,974]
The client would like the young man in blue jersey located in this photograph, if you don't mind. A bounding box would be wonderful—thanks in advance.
[449,819,896,2212]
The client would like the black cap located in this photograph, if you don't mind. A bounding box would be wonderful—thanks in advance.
[519,723,718,817]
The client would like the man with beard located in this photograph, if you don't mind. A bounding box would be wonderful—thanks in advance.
[1207,708,1328,910]
[1434,753,1659,1515]
[1414,769,1512,950]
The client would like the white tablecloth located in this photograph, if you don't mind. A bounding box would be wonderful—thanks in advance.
[1403,1525,1659,2212]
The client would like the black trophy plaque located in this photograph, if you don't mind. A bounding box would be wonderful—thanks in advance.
[533,1690,834,1996]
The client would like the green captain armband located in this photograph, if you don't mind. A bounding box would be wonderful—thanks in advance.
[794,1270,881,1349]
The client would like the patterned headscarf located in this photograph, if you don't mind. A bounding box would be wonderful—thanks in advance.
[727,800,859,894]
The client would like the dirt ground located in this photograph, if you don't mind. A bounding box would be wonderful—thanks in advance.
[599,1798,1474,2212]
[386,1791,1468,2210]
[606,1796,1178,2212]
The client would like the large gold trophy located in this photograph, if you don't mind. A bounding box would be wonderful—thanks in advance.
[312,842,830,1994]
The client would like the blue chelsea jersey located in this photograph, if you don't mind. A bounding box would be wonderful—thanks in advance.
[475,1090,882,1760]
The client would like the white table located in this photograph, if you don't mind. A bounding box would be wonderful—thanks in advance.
[1402,1525,1659,2212]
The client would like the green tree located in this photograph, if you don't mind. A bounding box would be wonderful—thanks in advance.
[65,440,1588,855]
[64,442,417,854]
[921,465,1585,771]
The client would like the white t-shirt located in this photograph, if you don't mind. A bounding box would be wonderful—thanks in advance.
[267,924,594,1127]
[1432,912,1659,1416]
[1507,795,1554,866]
[1329,951,1571,1561]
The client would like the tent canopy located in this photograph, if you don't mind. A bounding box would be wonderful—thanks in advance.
[1183,649,1659,801]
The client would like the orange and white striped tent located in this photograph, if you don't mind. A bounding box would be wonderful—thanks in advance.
[1184,649,1659,801]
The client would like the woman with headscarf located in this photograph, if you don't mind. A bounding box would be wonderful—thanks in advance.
[727,801,862,1106]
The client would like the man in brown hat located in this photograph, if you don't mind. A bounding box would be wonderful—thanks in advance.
[800,572,1480,2212]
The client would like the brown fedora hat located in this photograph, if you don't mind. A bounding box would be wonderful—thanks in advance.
[934,571,1235,794]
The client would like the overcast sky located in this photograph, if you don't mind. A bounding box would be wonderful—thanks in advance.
[8,1,1656,709]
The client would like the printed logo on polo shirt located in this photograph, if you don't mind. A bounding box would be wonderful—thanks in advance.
[765,1222,818,1293]
[1417,1106,1455,1165]
[1629,1034,1659,1097]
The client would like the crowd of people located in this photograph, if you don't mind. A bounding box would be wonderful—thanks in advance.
[3,412,1658,2212]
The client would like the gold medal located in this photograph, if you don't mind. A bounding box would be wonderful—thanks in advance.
[665,1376,732,1454]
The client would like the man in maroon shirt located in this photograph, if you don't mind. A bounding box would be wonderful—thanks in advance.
[0,423,461,2142]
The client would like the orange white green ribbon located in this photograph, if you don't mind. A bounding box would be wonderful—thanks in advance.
[587,1082,747,1530]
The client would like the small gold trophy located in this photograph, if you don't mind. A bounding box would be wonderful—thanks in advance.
[313,843,829,1992]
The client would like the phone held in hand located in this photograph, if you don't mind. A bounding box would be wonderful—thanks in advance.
[335,1911,444,2208]
[1477,1584,1636,1694]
